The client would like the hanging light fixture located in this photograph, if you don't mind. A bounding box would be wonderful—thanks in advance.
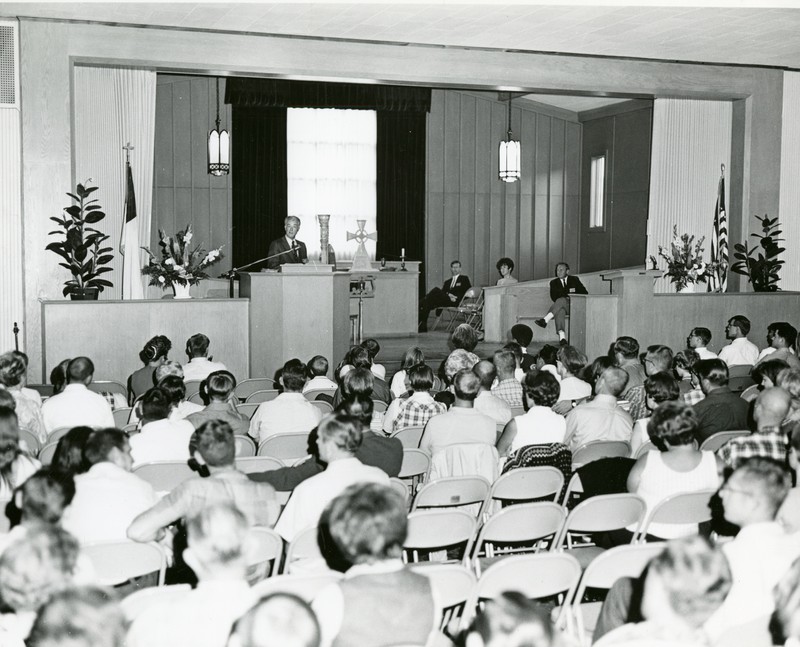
[498,95,521,183]
[208,77,230,176]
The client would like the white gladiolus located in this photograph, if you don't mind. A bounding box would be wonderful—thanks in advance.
[158,276,165,283]
[165,258,175,266]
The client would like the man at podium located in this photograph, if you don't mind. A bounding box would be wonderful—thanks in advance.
[267,216,308,269]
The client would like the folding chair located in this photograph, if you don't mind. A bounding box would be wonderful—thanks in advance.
[235,378,277,402]
[470,502,566,576]
[38,441,59,466]
[404,509,477,565]
[257,432,311,461]
[699,430,750,452]
[509,406,525,418]
[83,541,166,586]
[234,434,257,457]
[372,399,388,413]
[570,542,665,646]
[634,441,657,459]
[304,389,336,402]
[113,407,132,427]
[410,563,477,631]
[553,493,647,568]
[246,389,281,404]
[18,428,40,455]
[310,400,333,415]
[634,489,716,542]
[182,380,204,397]
[446,290,485,332]
[389,477,410,505]
[26,384,54,399]
[247,527,284,583]
[88,381,127,397]
[187,392,205,405]
[561,473,584,507]
[132,460,196,493]
[433,287,481,332]
[251,571,343,602]
[46,427,73,444]
[236,403,260,419]
[411,476,491,513]
[283,525,324,574]
[392,426,424,449]
[235,456,285,474]
[461,553,582,630]
[571,440,631,469]
[727,364,755,393]
[121,584,191,622]
[399,448,431,493]
[478,466,564,521]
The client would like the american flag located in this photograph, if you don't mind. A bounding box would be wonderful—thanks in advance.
[708,169,728,292]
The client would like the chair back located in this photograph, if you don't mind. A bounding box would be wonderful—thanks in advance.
[88,381,127,397]
[509,406,525,418]
[251,572,343,602]
[572,440,631,468]
[699,430,750,452]
[257,432,311,460]
[246,389,280,404]
[133,460,195,493]
[182,380,203,396]
[399,448,431,480]
[284,526,323,574]
[235,455,286,474]
[38,441,59,466]
[404,509,477,564]
[247,527,284,583]
[27,384,54,398]
[372,399,388,413]
[389,477,410,504]
[635,489,716,542]
[727,364,755,393]
[392,426,424,448]
[113,407,132,427]
[121,584,191,622]
[187,391,205,405]
[479,467,564,520]
[428,443,498,484]
[634,441,657,459]
[235,378,277,402]
[46,427,74,444]
[304,389,336,402]
[234,434,257,457]
[411,476,491,512]
[18,428,40,455]
[553,494,647,550]
[83,541,166,586]
[309,400,333,415]
[235,402,260,419]
[410,563,477,630]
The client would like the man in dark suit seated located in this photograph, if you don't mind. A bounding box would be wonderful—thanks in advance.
[534,262,587,345]
[266,215,308,269]
[418,259,471,332]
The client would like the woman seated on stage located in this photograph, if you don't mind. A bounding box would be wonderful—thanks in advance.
[495,257,518,287]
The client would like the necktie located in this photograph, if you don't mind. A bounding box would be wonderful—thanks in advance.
[562,279,567,288]
[292,241,298,260]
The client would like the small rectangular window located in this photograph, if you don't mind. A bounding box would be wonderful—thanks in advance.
[590,154,606,229]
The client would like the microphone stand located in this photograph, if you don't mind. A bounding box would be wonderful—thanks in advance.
[221,249,299,298]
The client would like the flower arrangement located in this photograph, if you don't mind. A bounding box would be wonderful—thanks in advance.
[141,225,223,288]
[650,226,716,292]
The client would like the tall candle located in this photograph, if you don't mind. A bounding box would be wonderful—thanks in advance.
[401,248,405,257]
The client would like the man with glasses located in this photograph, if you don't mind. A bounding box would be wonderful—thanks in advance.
[267,215,308,269]
[718,315,759,367]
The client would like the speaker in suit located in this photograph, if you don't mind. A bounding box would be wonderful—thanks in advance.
[266,216,308,269]
[535,263,587,342]
[418,261,471,332]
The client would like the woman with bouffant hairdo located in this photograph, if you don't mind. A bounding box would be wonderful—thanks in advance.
[127,335,172,404]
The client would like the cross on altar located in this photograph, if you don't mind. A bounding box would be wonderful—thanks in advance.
[347,219,377,272]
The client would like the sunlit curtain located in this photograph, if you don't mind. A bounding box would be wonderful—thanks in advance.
[779,71,800,291]
[287,108,377,262]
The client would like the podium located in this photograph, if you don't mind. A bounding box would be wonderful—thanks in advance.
[239,268,351,380]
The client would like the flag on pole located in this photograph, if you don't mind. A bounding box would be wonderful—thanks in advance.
[708,167,728,292]
[120,153,144,299]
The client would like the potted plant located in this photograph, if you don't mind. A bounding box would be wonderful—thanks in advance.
[650,225,717,292]
[141,225,223,298]
[730,214,785,291]
[46,180,114,300]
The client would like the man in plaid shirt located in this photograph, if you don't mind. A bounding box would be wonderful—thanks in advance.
[717,387,791,469]
[491,349,524,408]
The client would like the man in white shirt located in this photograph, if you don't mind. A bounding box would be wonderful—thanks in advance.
[275,412,389,542]
[129,386,194,466]
[687,326,718,360]
[302,355,338,394]
[755,322,800,369]
[250,358,322,442]
[472,360,512,425]
[182,333,227,382]
[718,315,760,367]
[41,356,115,433]
[564,365,632,451]
[62,428,159,544]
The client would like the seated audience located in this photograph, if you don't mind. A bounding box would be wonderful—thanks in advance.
[457,591,553,647]
[390,346,425,398]
[490,349,523,408]
[777,367,800,430]
[472,360,513,425]
[383,364,445,434]
[420,370,496,456]
[718,315,759,367]
[128,420,280,542]
[497,370,565,457]
[334,347,391,406]
[127,335,171,405]
[625,402,722,541]
[511,323,537,372]
[187,371,249,436]
[0,388,14,410]
[536,344,561,383]
[41,357,114,433]
[626,345,674,421]
[741,357,790,403]
[250,359,323,442]
[503,341,526,382]
[555,345,592,405]
[0,351,46,444]
[437,349,481,408]
[0,407,41,499]
[313,483,438,646]
[629,372,681,455]
[717,386,791,469]
[452,324,480,353]
[756,322,800,368]
[229,593,321,647]
[360,338,386,381]
[26,585,126,647]
[62,428,158,543]
[613,336,646,397]
[154,359,185,384]
[50,426,92,481]
[157,373,203,421]
[129,386,194,466]
[692,358,750,444]
[182,333,227,382]
[778,425,800,532]
[48,358,71,396]
[274,413,389,542]
[7,351,41,405]
[673,348,703,404]
[128,503,255,647]
[303,355,338,394]
[687,326,717,359]
[563,365,632,452]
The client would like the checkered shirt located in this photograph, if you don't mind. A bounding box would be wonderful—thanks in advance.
[394,398,447,432]
[626,385,648,422]
[716,426,789,469]
[682,388,705,406]
[492,379,524,408]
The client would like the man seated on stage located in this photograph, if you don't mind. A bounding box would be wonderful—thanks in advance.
[182,333,227,383]
[418,260,471,332]
[266,215,308,270]
[534,262,587,344]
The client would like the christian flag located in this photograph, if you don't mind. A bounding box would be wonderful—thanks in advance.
[120,159,144,299]
[708,169,728,292]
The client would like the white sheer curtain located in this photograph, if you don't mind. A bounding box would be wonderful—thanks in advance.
[287,108,377,262]
[647,99,732,293]
[74,66,156,299]
[779,72,800,291]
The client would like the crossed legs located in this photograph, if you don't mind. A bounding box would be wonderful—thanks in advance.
[534,297,570,342]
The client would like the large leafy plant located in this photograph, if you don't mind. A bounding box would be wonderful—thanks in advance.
[730,214,785,292]
[46,180,114,296]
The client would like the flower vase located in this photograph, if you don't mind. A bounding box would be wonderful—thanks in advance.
[172,282,192,299]
[677,283,696,294]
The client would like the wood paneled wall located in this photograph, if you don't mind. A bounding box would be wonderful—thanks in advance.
[425,91,581,292]
[153,75,233,275]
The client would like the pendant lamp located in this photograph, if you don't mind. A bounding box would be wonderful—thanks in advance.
[499,96,521,183]
[208,77,230,176]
